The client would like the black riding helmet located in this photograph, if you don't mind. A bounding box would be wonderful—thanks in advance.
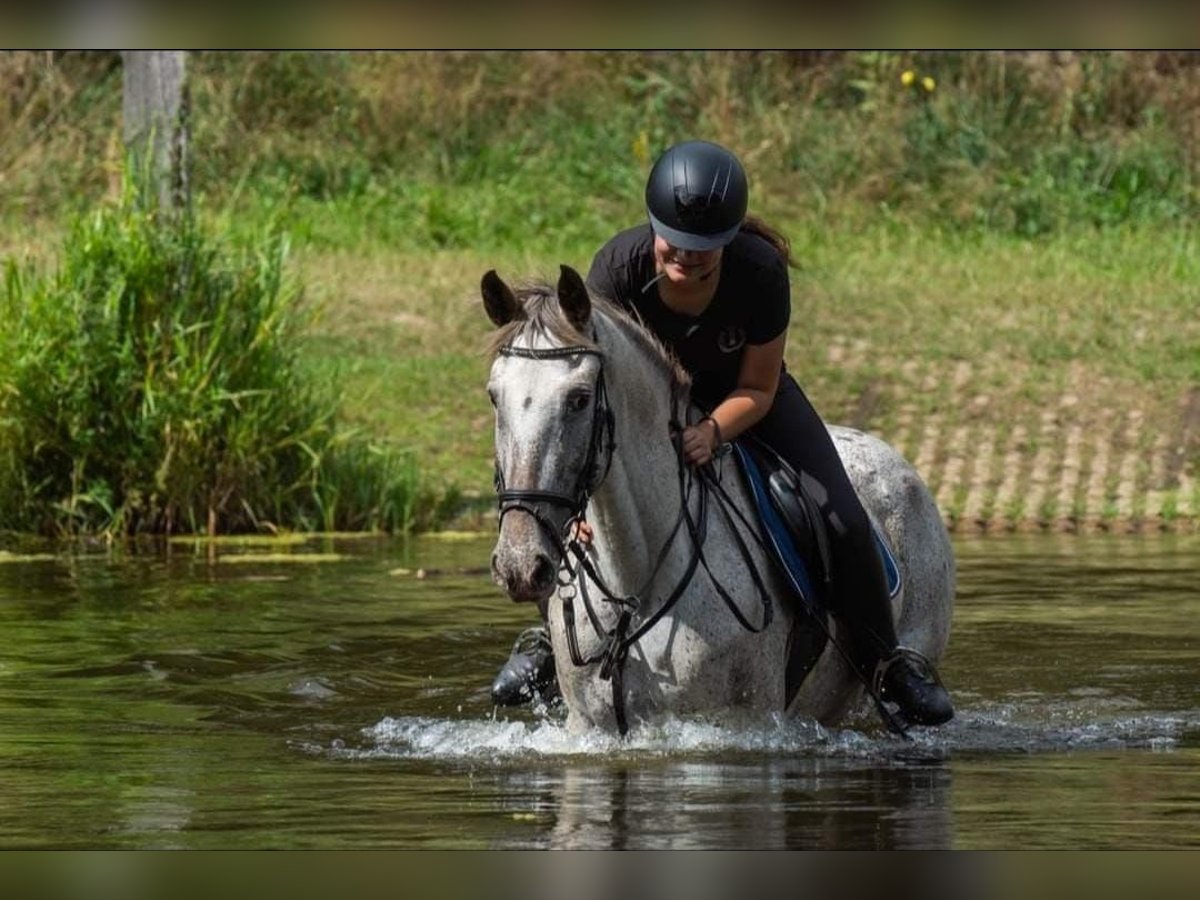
[645,140,748,251]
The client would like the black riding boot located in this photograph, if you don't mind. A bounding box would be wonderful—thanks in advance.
[838,549,954,728]
[491,626,560,706]
[873,645,954,727]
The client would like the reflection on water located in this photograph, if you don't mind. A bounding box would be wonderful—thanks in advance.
[0,532,1196,848]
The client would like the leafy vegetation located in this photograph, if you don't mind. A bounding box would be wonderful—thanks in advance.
[0,181,452,537]
[5,51,1199,250]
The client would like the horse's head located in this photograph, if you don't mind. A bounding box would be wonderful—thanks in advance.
[482,265,611,602]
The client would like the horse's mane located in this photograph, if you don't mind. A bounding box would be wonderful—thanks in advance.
[485,281,691,393]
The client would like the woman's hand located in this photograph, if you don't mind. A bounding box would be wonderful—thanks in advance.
[682,417,721,466]
[569,519,594,546]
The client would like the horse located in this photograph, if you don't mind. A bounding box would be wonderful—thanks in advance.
[482,264,954,736]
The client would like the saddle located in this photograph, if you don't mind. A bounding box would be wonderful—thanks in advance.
[730,438,902,704]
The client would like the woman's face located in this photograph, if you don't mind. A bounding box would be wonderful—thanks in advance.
[653,234,722,285]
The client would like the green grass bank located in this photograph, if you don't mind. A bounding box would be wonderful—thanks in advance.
[1,51,1197,534]
[294,223,1199,535]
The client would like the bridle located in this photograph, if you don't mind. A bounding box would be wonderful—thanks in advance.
[492,343,615,548]
[492,338,775,736]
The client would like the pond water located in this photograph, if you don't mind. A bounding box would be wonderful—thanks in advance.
[0,532,1196,849]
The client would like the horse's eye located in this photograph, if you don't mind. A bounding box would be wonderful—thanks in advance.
[567,390,592,413]
[487,388,497,408]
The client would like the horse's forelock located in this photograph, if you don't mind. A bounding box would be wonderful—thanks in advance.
[484,282,594,358]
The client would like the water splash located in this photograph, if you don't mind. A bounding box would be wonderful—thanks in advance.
[349,711,873,761]
[340,705,1199,763]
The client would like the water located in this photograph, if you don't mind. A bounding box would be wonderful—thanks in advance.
[0,532,1196,849]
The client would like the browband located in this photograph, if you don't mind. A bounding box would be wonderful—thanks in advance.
[498,344,603,360]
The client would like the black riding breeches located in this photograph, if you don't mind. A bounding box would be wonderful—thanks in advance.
[741,371,899,668]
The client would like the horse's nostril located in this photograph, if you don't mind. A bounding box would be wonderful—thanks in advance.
[532,554,555,588]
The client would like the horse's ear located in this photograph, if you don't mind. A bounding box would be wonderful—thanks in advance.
[481,269,522,327]
[557,264,591,333]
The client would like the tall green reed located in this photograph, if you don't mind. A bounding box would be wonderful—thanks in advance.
[0,177,439,537]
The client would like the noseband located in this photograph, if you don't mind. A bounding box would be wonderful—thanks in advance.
[493,343,616,551]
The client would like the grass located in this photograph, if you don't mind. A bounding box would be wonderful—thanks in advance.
[3,203,1193,534]
[7,52,1200,244]
[277,217,1199,512]
[0,51,1197,533]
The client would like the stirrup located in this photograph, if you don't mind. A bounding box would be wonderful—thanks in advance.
[510,625,553,657]
[871,645,953,731]
[871,645,943,697]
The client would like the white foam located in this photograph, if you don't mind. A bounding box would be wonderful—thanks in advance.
[337,706,1199,762]
[351,711,883,761]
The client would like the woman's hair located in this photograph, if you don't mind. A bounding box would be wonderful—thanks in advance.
[739,214,797,269]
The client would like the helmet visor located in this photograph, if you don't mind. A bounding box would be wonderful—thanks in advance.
[648,210,740,252]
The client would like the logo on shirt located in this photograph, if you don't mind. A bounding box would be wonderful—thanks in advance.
[717,325,746,354]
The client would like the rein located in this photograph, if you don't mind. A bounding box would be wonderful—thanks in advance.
[558,413,778,736]
[493,339,775,736]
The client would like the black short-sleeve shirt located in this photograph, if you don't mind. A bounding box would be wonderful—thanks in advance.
[585,224,790,406]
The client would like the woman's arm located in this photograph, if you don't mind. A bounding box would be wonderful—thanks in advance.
[681,333,786,466]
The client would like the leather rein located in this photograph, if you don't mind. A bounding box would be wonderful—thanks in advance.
[493,341,775,736]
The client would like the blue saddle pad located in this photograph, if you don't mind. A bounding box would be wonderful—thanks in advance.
[731,441,902,603]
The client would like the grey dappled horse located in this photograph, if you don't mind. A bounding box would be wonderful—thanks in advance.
[483,265,954,735]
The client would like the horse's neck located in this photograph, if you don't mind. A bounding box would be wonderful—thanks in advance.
[585,321,688,594]
[588,445,681,588]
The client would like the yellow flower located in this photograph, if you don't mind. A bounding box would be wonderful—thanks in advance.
[632,131,650,166]
[900,70,915,86]
[922,76,936,92]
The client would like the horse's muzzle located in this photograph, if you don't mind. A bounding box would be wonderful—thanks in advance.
[491,548,557,602]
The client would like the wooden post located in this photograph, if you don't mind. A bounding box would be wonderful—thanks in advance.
[121,51,189,214]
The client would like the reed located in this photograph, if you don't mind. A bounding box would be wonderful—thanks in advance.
[0,176,440,537]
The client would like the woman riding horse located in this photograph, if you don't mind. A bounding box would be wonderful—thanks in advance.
[492,139,953,728]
